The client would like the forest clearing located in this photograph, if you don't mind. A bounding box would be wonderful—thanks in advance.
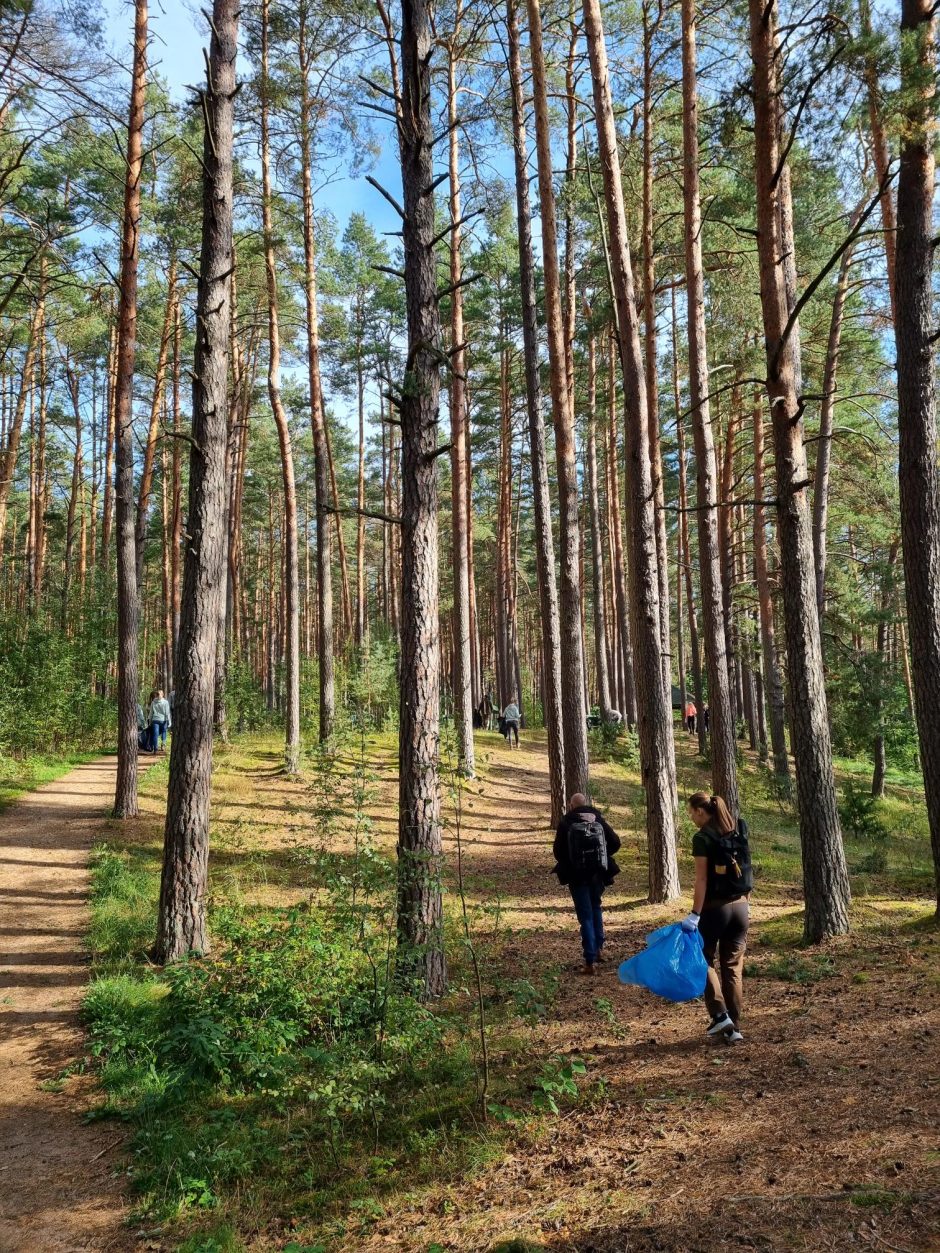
[1,734,938,1251]
[2,0,940,1245]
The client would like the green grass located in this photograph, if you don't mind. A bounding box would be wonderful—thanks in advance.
[0,750,98,811]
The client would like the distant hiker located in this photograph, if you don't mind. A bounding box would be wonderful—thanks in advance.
[553,792,621,974]
[685,700,697,734]
[148,688,172,754]
[472,705,484,730]
[680,791,753,1044]
[136,702,148,751]
[703,704,710,734]
[480,691,493,730]
[501,699,521,748]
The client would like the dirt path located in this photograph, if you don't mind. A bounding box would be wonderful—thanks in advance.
[0,758,137,1253]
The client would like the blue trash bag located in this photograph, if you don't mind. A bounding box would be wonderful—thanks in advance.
[618,922,708,1003]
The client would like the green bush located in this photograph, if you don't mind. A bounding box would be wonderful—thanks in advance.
[839,781,890,843]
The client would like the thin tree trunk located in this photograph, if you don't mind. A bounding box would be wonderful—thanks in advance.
[260,0,300,774]
[749,0,850,940]
[134,263,175,584]
[585,324,613,719]
[872,541,899,798]
[395,0,446,998]
[507,0,565,822]
[858,0,897,324]
[446,27,475,776]
[681,0,739,814]
[355,351,367,651]
[583,0,679,902]
[112,0,148,820]
[607,333,638,728]
[297,9,335,742]
[101,318,117,569]
[155,0,237,962]
[525,0,589,798]
[894,0,940,913]
[752,390,790,778]
[0,294,42,560]
[812,227,857,625]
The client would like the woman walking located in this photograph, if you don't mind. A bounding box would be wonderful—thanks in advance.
[680,791,753,1044]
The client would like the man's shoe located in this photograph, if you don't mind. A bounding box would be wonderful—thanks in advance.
[722,1025,744,1044]
[579,962,598,975]
[706,1011,735,1037]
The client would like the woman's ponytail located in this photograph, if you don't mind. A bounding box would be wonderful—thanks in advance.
[688,790,736,835]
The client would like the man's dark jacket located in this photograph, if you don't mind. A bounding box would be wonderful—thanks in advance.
[552,805,621,886]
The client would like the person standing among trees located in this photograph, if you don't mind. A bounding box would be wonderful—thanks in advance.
[680,791,753,1044]
[553,792,621,974]
[148,688,172,754]
[501,697,521,748]
[685,699,697,734]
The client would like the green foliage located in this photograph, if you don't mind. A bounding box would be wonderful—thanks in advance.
[532,1056,586,1115]
[839,781,890,843]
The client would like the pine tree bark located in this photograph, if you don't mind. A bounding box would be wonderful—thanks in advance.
[894,0,940,912]
[394,0,446,998]
[858,0,897,324]
[585,325,613,719]
[752,390,790,778]
[507,0,565,823]
[134,265,175,584]
[583,0,679,901]
[813,228,856,625]
[749,0,850,940]
[260,0,300,774]
[112,0,148,820]
[607,334,638,729]
[298,0,335,743]
[0,294,42,561]
[446,28,475,776]
[681,0,739,813]
[525,0,589,798]
[155,0,238,962]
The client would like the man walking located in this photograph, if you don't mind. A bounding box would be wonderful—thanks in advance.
[552,793,621,974]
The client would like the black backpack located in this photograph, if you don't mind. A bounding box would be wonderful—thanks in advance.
[701,820,753,900]
[567,814,608,876]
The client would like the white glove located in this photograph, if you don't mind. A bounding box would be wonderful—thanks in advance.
[680,912,700,933]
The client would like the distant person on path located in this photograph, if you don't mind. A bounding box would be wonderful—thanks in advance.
[553,793,621,975]
[148,689,172,753]
[703,704,710,734]
[680,791,753,1044]
[136,701,148,751]
[480,691,493,730]
[685,700,697,734]
[501,698,521,748]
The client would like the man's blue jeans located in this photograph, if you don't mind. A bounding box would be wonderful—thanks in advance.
[569,880,605,964]
[150,720,167,752]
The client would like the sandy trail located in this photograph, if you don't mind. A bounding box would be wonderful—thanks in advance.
[0,758,136,1253]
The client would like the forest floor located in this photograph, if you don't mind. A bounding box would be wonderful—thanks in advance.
[0,757,141,1252]
[4,732,939,1252]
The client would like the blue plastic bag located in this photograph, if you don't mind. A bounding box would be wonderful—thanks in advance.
[618,922,708,1002]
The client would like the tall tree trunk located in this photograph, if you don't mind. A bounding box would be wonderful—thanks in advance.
[395,0,446,998]
[298,8,335,743]
[446,29,475,776]
[0,294,42,560]
[858,0,897,324]
[894,0,940,914]
[355,351,367,651]
[585,325,613,718]
[525,0,589,798]
[170,296,182,658]
[101,318,117,569]
[134,264,175,584]
[62,360,84,630]
[642,0,672,692]
[749,0,850,940]
[752,390,790,778]
[872,541,899,799]
[681,0,739,814]
[583,0,679,902]
[607,334,638,728]
[507,0,565,822]
[812,229,856,625]
[672,288,706,757]
[155,0,237,962]
[260,0,300,774]
[112,0,147,820]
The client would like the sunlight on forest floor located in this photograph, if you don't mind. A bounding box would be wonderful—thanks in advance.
[85,728,939,1252]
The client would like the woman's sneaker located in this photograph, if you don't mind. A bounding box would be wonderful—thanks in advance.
[722,1025,744,1044]
[706,1011,735,1037]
